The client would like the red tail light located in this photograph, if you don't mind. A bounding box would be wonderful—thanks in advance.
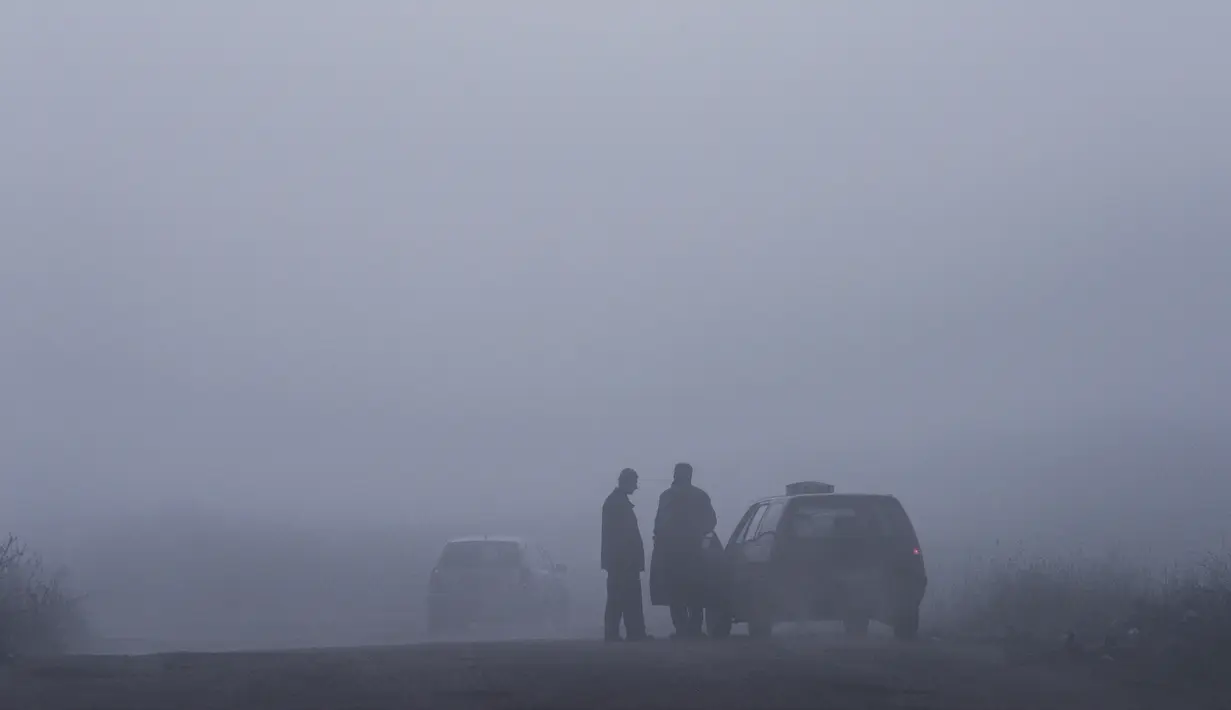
[912,547,921,556]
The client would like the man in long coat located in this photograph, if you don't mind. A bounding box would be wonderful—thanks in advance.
[650,462,717,638]
[601,468,650,641]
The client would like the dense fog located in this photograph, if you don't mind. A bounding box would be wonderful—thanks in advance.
[2,1,1228,650]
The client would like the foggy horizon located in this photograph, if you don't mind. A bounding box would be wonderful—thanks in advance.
[2,1,1229,652]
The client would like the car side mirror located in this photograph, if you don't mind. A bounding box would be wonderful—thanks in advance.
[554,563,568,573]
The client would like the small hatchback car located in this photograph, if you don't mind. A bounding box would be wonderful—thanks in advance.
[426,536,570,635]
[709,482,926,640]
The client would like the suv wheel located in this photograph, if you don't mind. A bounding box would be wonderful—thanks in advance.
[746,597,773,639]
[705,607,732,639]
[893,606,920,640]
[549,600,570,634]
[744,587,774,639]
[428,612,451,637]
[843,617,870,638]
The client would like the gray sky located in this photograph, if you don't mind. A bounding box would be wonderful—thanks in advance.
[2,1,1228,527]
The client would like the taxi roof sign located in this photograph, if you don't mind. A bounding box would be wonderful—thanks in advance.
[786,481,835,495]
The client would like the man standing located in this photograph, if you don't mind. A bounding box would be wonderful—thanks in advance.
[651,462,717,639]
[601,468,650,642]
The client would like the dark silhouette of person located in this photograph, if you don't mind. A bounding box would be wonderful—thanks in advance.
[601,468,650,641]
[651,462,717,638]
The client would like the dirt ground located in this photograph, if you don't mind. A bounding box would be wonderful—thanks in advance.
[1,633,1222,710]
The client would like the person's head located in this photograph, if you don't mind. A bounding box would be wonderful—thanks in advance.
[618,468,639,494]
[673,462,693,484]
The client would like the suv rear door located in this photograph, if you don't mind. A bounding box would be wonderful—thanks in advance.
[776,495,913,586]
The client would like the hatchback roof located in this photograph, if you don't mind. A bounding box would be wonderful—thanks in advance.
[445,535,526,545]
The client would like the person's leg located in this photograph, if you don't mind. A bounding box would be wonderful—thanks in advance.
[623,573,647,639]
[684,560,706,635]
[688,599,706,635]
[669,602,688,636]
[604,573,623,641]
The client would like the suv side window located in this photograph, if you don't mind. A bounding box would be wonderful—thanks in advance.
[758,500,786,537]
[741,504,770,543]
[727,504,761,547]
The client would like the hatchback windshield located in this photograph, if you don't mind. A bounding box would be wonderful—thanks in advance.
[438,541,522,568]
[788,497,910,539]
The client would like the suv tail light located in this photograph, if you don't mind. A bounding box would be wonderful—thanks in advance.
[429,568,442,592]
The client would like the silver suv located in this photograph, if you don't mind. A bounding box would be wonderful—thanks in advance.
[426,536,570,635]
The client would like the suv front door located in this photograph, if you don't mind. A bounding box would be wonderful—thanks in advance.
[726,500,786,626]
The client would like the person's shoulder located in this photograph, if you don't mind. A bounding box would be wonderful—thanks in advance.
[603,489,621,507]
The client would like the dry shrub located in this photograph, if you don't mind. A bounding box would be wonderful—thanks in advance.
[927,551,1154,640]
[925,548,1231,685]
[0,535,88,656]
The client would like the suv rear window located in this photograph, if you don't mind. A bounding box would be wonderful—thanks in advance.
[787,496,915,541]
[438,541,523,568]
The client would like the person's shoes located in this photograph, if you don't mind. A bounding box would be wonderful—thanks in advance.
[626,633,654,642]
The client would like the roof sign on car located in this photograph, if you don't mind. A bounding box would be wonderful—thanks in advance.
[786,481,835,495]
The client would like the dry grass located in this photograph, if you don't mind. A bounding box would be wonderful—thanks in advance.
[0,535,88,657]
[924,548,1231,685]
